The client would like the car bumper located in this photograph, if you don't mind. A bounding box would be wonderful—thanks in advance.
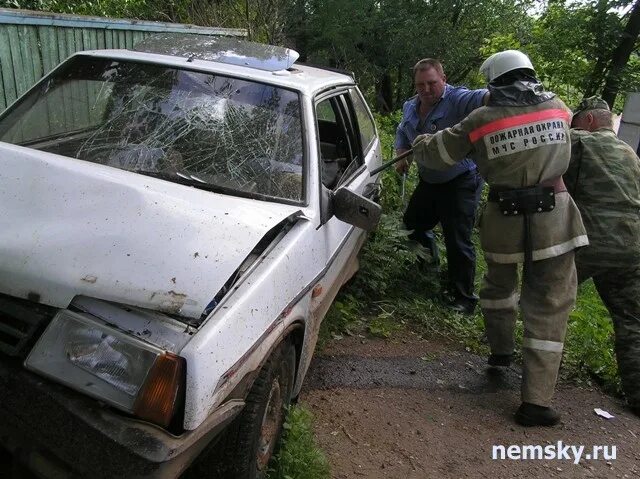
[0,356,243,479]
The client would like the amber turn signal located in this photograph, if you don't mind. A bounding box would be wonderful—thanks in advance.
[133,352,186,428]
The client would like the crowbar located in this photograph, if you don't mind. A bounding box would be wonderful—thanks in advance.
[369,149,413,176]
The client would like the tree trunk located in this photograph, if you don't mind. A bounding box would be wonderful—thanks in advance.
[450,1,464,27]
[283,0,308,61]
[602,0,640,106]
[245,0,252,40]
[376,71,393,114]
[584,0,611,96]
[395,64,404,111]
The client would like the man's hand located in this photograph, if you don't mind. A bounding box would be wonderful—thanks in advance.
[395,148,410,174]
[395,158,410,174]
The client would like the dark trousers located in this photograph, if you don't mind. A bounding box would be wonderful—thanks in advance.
[577,261,640,408]
[403,169,483,306]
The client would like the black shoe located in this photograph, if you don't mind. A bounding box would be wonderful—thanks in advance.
[630,405,640,418]
[515,402,561,427]
[488,353,512,367]
[449,300,476,315]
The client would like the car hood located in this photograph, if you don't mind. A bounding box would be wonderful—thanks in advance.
[0,143,303,319]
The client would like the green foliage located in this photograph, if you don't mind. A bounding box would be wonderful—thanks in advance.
[0,0,290,43]
[1,0,164,19]
[268,406,331,479]
[319,294,364,345]
[316,208,438,346]
[0,0,45,9]
[5,0,640,109]
[367,305,403,338]
[301,0,534,107]
[478,1,640,110]
[527,1,618,106]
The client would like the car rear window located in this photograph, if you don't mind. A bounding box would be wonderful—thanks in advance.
[0,56,304,203]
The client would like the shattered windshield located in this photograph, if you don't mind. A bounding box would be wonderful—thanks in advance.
[0,56,304,203]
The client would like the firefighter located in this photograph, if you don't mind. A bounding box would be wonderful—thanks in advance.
[411,50,588,426]
[564,96,640,416]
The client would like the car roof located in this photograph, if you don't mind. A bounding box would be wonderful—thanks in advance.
[134,34,301,71]
[74,36,355,96]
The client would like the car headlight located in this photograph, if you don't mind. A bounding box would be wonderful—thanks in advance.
[25,310,185,428]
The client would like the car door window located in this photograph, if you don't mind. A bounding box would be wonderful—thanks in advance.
[349,88,377,155]
[316,93,363,190]
[316,100,336,123]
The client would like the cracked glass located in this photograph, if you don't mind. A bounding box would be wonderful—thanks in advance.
[133,33,299,71]
[0,56,304,203]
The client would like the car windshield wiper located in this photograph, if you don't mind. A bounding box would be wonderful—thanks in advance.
[131,169,233,194]
[130,169,273,202]
[20,126,95,147]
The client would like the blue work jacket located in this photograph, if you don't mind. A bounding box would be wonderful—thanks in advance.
[395,84,487,183]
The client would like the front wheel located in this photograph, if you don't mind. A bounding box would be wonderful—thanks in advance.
[191,340,296,479]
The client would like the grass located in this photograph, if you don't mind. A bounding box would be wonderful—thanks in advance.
[268,406,331,479]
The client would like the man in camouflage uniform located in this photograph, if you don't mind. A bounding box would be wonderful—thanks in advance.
[564,96,640,416]
[412,50,587,426]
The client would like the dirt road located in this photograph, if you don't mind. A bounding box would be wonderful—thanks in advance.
[300,332,640,478]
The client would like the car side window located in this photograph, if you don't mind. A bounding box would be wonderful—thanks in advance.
[316,101,337,123]
[349,88,377,155]
[316,93,363,190]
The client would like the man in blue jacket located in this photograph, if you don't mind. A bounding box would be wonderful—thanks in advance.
[395,58,487,314]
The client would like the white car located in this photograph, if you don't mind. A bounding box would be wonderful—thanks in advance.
[0,35,382,478]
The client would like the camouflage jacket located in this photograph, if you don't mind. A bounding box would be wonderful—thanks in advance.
[564,127,640,267]
[412,96,588,264]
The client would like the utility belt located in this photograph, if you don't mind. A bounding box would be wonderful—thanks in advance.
[488,177,566,271]
[488,177,566,211]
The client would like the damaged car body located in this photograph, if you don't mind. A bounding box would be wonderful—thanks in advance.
[0,35,382,479]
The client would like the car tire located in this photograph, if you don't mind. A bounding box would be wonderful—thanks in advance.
[191,340,296,479]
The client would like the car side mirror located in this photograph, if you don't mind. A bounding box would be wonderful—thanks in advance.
[332,186,381,231]
[320,185,334,225]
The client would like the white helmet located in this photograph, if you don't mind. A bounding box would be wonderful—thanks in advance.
[479,50,535,83]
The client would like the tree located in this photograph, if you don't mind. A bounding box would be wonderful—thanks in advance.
[8,0,640,113]
[602,0,640,106]
[298,0,533,111]
[524,0,640,109]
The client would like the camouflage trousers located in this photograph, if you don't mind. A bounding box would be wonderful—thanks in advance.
[480,251,577,406]
[577,259,640,408]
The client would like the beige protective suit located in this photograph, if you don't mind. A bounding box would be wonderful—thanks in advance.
[412,96,587,406]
